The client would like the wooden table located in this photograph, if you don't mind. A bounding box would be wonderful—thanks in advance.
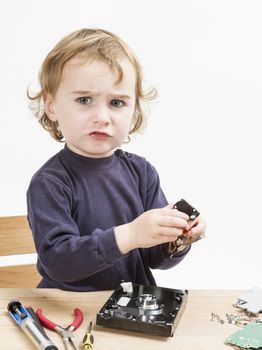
[0,289,245,349]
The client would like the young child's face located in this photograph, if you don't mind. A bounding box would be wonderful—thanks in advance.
[45,57,136,158]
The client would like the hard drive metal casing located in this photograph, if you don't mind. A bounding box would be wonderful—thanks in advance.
[96,283,188,337]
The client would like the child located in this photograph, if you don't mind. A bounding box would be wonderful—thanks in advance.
[27,28,206,291]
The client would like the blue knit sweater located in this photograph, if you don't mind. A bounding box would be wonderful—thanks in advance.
[27,145,189,291]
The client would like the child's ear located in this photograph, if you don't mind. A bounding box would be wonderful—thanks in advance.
[45,93,56,121]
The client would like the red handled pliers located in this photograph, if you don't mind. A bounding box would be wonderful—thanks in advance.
[36,307,84,350]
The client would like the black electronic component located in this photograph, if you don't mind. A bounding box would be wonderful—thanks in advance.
[173,199,200,221]
[169,199,202,255]
[96,283,188,337]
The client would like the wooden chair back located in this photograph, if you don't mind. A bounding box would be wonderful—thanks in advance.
[0,216,41,287]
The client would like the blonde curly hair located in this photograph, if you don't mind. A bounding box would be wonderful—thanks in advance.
[28,28,157,141]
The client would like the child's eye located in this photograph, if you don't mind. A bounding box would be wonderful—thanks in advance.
[110,99,125,108]
[76,97,91,105]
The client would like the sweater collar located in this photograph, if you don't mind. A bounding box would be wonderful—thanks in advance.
[60,144,118,170]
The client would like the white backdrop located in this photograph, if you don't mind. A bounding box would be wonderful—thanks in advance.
[0,0,262,289]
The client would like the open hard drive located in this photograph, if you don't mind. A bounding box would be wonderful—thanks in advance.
[96,282,188,337]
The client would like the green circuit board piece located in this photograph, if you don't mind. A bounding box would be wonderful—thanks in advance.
[225,322,262,349]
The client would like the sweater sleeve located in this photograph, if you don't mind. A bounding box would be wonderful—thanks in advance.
[27,175,124,282]
[139,161,191,269]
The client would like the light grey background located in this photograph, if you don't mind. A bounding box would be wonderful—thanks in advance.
[1,0,262,288]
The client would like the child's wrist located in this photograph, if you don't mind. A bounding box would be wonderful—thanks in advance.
[114,223,136,254]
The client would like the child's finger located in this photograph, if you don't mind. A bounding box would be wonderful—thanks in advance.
[190,221,206,237]
[164,205,189,221]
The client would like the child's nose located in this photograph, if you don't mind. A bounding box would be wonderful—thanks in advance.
[92,105,111,125]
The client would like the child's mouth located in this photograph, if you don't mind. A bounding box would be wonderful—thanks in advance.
[89,131,110,140]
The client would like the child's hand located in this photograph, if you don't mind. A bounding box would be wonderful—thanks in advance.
[115,204,190,254]
[182,215,206,240]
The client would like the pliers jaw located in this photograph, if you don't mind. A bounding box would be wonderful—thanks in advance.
[57,327,78,350]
